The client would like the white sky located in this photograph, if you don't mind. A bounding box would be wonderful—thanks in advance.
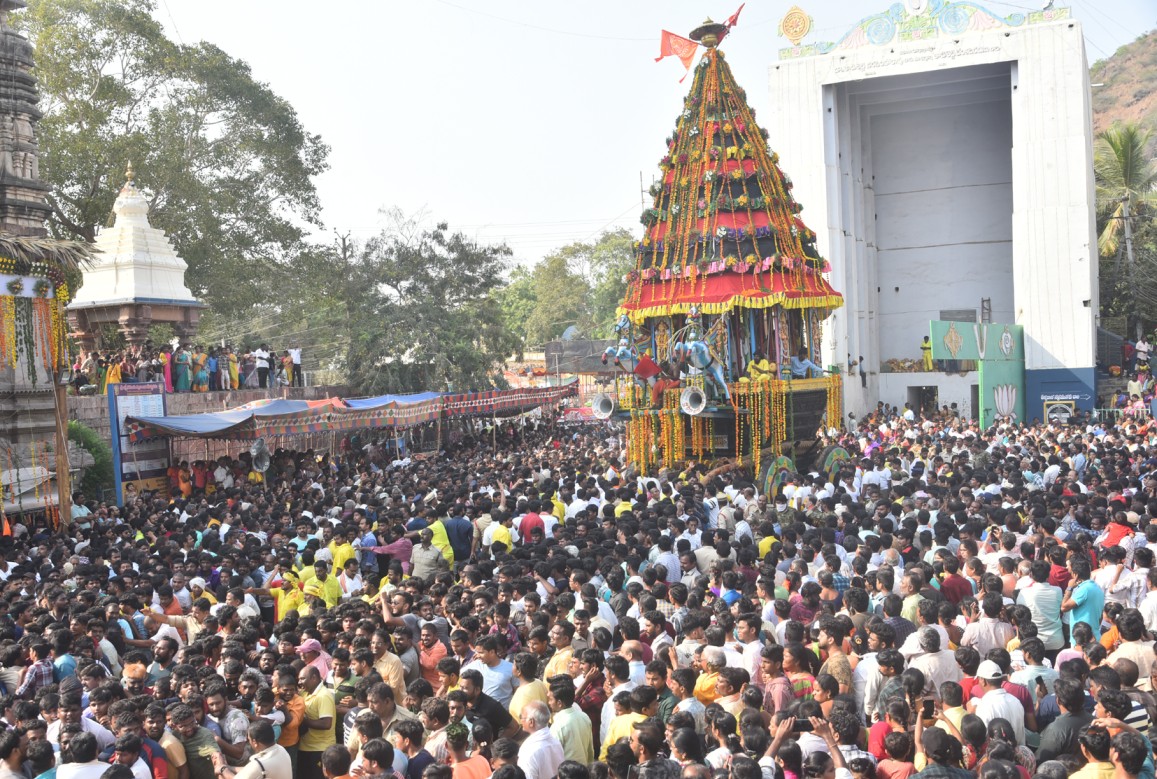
[157,0,1153,266]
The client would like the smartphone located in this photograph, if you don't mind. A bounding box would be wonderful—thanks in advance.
[792,719,814,733]
[922,699,935,719]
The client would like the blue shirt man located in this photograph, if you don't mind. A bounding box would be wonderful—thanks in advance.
[1066,573,1106,640]
[790,350,824,378]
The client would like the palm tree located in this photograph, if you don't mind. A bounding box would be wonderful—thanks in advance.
[1095,123,1157,337]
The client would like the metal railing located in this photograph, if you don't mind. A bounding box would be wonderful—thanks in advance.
[1091,407,1151,423]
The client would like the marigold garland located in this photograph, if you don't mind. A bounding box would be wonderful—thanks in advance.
[0,255,71,378]
[825,374,842,433]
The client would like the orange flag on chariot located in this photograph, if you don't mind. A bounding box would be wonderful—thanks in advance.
[655,30,698,80]
[725,3,746,29]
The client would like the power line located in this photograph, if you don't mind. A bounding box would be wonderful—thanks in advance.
[430,0,654,42]
[159,0,184,44]
[1070,0,1138,41]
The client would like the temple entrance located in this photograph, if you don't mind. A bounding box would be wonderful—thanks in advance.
[908,385,938,417]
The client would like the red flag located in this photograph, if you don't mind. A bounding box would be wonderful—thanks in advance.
[725,3,746,29]
[655,30,698,81]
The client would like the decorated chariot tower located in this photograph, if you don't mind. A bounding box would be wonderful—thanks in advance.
[602,17,846,484]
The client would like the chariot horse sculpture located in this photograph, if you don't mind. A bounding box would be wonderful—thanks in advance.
[669,306,730,402]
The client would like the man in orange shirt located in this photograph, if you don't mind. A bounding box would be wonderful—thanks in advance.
[274,668,306,773]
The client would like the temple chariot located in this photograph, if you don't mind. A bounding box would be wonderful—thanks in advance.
[597,18,846,486]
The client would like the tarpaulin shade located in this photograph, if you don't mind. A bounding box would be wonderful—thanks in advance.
[619,270,842,323]
[344,392,443,409]
[124,383,578,443]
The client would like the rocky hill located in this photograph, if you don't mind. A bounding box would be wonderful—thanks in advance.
[1091,29,1157,136]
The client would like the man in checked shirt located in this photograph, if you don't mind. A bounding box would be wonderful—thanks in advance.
[16,643,53,699]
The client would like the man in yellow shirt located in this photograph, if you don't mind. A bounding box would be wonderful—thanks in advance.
[371,628,406,695]
[746,352,773,381]
[297,665,335,779]
[758,527,779,560]
[543,621,576,679]
[328,527,357,572]
[614,486,635,517]
[599,687,655,759]
[507,653,548,721]
[309,561,344,609]
[247,572,303,622]
[550,493,567,526]
[426,515,454,567]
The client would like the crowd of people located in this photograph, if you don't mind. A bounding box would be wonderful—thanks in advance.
[71,344,303,394]
[6,405,1157,779]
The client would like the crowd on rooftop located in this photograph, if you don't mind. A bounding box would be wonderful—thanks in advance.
[71,345,303,395]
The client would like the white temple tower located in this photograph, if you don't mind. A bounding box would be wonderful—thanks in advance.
[68,165,205,349]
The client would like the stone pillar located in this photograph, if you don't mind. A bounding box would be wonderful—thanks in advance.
[67,308,98,353]
[117,303,153,346]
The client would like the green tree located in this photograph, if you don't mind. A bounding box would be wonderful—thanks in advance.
[495,265,537,352]
[515,229,636,346]
[282,215,516,395]
[67,420,114,496]
[21,0,329,313]
[585,228,635,337]
[1095,123,1157,336]
[524,252,592,346]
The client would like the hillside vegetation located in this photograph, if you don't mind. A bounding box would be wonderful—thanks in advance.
[1092,29,1157,138]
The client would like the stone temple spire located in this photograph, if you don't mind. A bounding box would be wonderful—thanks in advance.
[0,0,52,237]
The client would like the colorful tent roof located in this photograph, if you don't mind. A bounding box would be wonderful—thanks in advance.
[621,29,841,323]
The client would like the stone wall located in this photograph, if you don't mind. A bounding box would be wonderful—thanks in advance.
[68,385,350,464]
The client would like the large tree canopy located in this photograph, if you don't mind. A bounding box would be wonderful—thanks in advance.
[502,228,635,348]
[263,215,518,395]
[20,0,329,312]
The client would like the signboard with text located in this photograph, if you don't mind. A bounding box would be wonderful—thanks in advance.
[108,383,169,505]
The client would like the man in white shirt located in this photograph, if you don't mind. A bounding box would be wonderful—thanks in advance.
[1140,568,1157,634]
[516,701,564,779]
[972,660,1025,746]
[599,657,636,746]
[288,345,303,387]
[1015,560,1065,655]
[909,629,962,698]
[1136,337,1151,369]
[49,696,115,749]
[252,345,271,388]
[728,613,763,678]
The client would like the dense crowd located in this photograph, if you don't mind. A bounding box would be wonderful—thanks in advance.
[6,406,1157,779]
[71,344,303,394]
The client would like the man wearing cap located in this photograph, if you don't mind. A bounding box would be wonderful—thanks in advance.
[971,659,1025,745]
[188,578,217,606]
[297,639,332,678]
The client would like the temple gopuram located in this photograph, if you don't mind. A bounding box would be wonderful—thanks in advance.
[601,18,845,484]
